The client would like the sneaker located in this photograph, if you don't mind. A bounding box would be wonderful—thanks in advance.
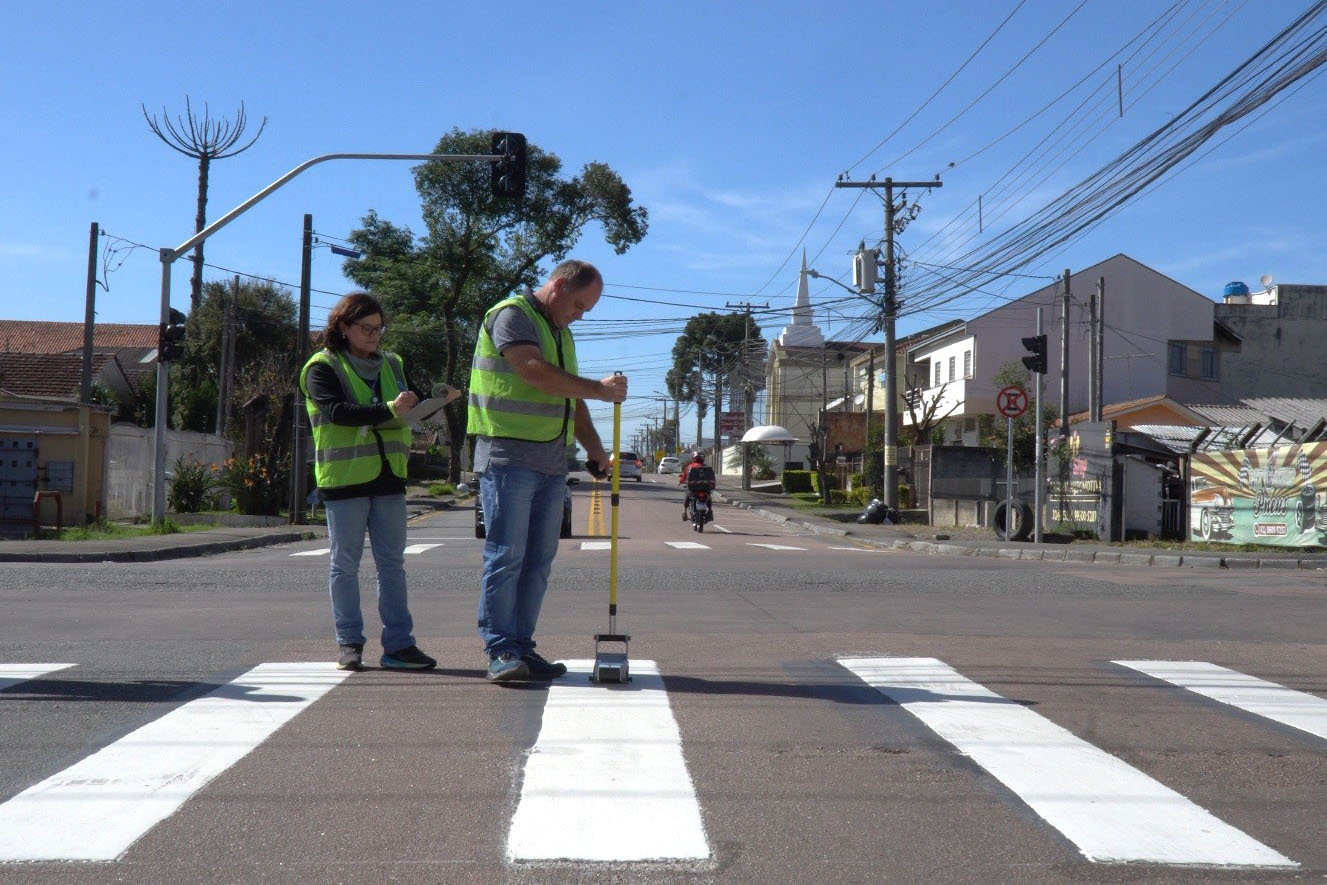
[522,651,568,679]
[380,645,437,670]
[337,643,364,671]
[487,652,530,682]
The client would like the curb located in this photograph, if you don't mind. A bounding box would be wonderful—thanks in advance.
[715,494,850,537]
[0,530,319,564]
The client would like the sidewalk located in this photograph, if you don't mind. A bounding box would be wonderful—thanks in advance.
[0,496,448,563]
[711,475,1327,571]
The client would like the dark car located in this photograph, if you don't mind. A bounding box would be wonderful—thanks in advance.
[474,482,573,539]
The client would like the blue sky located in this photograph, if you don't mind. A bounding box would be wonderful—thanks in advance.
[4,0,1325,448]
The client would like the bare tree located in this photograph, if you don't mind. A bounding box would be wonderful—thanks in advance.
[142,98,267,312]
[903,380,960,446]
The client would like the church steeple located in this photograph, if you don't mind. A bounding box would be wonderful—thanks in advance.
[777,249,824,347]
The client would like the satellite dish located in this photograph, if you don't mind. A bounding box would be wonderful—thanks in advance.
[1259,273,1275,288]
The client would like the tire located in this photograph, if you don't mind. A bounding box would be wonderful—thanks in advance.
[992,500,1033,542]
[1295,499,1306,533]
[1199,509,1211,541]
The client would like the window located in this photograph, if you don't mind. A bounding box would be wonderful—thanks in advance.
[934,361,942,387]
[948,355,956,381]
[1200,347,1217,379]
[1168,342,1186,375]
[963,350,972,379]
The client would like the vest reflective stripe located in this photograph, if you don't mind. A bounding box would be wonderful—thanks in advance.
[467,295,578,443]
[299,349,411,489]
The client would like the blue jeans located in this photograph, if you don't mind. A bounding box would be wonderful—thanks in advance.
[477,465,565,659]
[324,494,416,653]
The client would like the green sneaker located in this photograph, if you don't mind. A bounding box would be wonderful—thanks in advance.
[380,645,436,670]
[487,652,530,682]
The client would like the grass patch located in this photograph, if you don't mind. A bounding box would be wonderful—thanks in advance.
[40,518,218,541]
[427,481,457,496]
[782,492,860,514]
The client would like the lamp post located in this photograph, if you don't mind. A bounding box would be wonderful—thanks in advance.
[150,148,510,522]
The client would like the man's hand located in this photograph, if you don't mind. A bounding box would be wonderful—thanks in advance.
[392,391,419,414]
[597,374,627,403]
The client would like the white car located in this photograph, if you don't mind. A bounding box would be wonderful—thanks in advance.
[658,456,681,474]
[616,452,643,481]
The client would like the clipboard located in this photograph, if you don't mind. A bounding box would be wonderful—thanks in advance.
[375,384,462,429]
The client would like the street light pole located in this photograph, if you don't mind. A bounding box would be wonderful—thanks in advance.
[150,149,504,522]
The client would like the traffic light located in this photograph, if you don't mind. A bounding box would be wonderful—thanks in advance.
[490,131,527,200]
[1021,334,1047,374]
[159,308,188,362]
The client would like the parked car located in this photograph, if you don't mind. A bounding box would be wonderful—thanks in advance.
[475,482,573,539]
[616,452,643,481]
[657,455,681,474]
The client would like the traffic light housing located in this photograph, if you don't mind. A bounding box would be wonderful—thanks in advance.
[1021,334,1047,374]
[490,131,527,200]
[159,307,188,362]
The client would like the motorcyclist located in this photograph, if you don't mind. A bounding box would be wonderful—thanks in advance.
[680,451,706,520]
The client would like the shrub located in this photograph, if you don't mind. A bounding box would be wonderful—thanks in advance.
[898,484,911,508]
[827,489,847,505]
[849,472,863,491]
[810,471,839,494]
[218,453,287,515]
[848,487,873,506]
[782,470,814,494]
[168,455,220,513]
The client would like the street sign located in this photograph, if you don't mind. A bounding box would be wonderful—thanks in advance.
[996,386,1028,418]
[719,411,746,435]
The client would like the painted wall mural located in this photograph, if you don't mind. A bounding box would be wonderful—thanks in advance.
[1189,443,1327,548]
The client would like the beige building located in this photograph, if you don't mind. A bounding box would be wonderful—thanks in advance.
[0,395,112,535]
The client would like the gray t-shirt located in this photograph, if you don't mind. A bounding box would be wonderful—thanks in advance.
[473,300,572,476]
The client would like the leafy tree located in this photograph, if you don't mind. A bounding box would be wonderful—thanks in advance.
[667,312,765,444]
[977,360,1057,473]
[343,128,648,482]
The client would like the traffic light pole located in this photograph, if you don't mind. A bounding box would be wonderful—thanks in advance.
[150,149,506,522]
[1034,307,1044,543]
[834,177,941,510]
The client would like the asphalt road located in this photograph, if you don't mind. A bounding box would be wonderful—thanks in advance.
[0,477,1323,883]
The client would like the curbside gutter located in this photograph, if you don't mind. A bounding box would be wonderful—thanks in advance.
[0,530,320,564]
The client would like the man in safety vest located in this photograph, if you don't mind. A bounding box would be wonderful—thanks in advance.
[468,260,627,683]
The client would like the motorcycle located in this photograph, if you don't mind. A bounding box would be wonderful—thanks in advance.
[684,464,717,533]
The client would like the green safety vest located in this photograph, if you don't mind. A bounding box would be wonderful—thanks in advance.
[299,349,411,489]
[467,294,578,443]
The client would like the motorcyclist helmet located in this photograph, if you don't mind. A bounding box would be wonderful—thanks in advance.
[691,451,705,463]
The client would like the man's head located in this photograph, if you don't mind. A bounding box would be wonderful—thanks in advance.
[537,259,603,328]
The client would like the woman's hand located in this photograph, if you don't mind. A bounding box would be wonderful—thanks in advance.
[392,391,419,415]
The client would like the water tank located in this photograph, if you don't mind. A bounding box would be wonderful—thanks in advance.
[1223,280,1251,304]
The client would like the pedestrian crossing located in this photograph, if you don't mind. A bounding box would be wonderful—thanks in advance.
[0,656,1319,867]
[288,540,836,556]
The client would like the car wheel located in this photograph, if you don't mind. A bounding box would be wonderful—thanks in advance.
[1295,499,1306,532]
[1199,509,1211,540]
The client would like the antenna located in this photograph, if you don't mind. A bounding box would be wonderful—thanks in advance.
[1259,273,1275,289]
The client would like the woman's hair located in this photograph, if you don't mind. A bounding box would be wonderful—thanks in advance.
[324,291,386,352]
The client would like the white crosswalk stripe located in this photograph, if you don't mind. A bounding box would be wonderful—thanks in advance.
[839,656,1296,867]
[580,540,612,550]
[0,663,76,692]
[507,660,709,862]
[747,543,805,551]
[1114,660,1327,743]
[402,543,444,554]
[665,541,710,549]
[289,548,330,557]
[0,662,350,862]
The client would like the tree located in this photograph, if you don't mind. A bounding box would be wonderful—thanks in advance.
[667,312,765,445]
[977,360,1058,473]
[343,128,648,483]
[173,278,298,435]
[901,380,959,446]
[142,98,267,313]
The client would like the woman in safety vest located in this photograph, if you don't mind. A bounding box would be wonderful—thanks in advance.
[299,292,435,672]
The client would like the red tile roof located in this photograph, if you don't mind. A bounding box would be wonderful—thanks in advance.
[0,320,158,354]
[0,352,118,399]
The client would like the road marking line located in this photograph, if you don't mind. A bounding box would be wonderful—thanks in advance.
[402,543,444,554]
[746,543,805,551]
[289,548,330,557]
[827,546,881,552]
[710,524,732,533]
[665,541,710,549]
[579,541,612,551]
[508,660,709,862]
[0,662,350,862]
[1114,660,1327,742]
[0,663,76,692]
[839,656,1295,868]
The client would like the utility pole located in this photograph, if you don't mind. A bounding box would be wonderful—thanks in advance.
[1088,284,1098,424]
[291,213,313,524]
[727,300,767,491]
[1060,268,1070,442]
[1095,276,1105,422]
[835,176,942,510]
[81,222,99,404]
[1035,307,1045,543]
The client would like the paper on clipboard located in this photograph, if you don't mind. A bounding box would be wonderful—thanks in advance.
[375,385,461,429]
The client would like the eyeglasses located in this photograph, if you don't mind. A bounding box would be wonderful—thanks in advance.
[351,321,387,335]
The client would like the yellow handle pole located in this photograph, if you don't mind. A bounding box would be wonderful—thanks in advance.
[609,399,621,632]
